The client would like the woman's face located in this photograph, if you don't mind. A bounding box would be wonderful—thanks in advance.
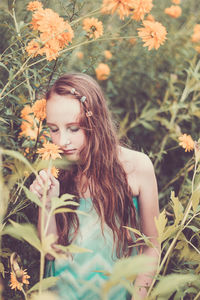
[46,93,86,161]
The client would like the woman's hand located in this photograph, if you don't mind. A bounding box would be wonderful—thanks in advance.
[30,169,60,209]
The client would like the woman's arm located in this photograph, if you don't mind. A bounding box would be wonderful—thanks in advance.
[30,170,60,259]
[128,152,160,299]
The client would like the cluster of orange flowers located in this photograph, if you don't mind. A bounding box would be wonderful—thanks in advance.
[179,134,194,153]
[19,100,60,177]
[95,63,111,80]
[83,17,103,39]
[26,1,74,61]
[10,269,30,291]
[101,0,167,51]
[101,0,153,21]
[19,99,46,140]
[164,5,182,18]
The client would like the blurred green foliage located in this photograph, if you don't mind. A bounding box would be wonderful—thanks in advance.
[1,0,200,299]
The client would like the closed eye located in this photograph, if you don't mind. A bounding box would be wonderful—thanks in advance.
[69,126,80,132]
[49,128,58,133]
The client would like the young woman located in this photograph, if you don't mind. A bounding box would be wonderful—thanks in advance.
[30,73,159,300]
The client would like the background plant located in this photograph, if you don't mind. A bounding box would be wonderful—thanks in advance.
[1,0,200,299]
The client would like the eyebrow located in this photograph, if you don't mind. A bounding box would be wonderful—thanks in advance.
[47,122,80,126]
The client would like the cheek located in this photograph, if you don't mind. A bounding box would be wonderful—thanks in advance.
[50,133,58,144]
[77,131,86,148]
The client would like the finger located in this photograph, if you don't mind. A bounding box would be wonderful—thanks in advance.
[34,184,43,195]
[49,173,59,186]
[33,190,42,199]
[30,185,42,198]
[38,170,51,187]
[38,170,48,182]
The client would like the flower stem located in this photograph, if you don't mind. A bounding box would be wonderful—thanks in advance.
[21,287,28,300]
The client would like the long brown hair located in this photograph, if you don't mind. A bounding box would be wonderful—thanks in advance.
[46,73,138,258]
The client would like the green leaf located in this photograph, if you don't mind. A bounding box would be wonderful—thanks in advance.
[0,262,5,277]
[123,226,142,237]
[150,274,198,298]
[102,255,155,296]
[19,184,42,208]
[170,191,183,225]
[191,189,200,213]
[3,220,42,252]
[0,62,9,73]
[162,224,179,242]
[27,277,59,294]
[0,117,8,124]
[54,208,88,216]
[186,225,200,233]
[1,149,37,176]
[154,209,167,244]
[51,194,79,211]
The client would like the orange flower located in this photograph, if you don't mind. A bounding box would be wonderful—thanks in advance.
[179,134,194,152]
[145,14,155,22]
[104,50,112,59]
[32,99,46,121]
[137,20,167,50]
[10,270,30,291]
[172,0,181,4]
[192,25,200,43]
[164,5,182,18]
[26,40,41,57]
[19,104,42,140]
[39,130,51,143]
[83,18,103,39]
[101,0,134,20]
[39,39,61,61]
[51,166,59,178]
[19,119,42,140]
[20,105,33,120]
[27,7,74,61]
[76,51,84,59]
[27,1,43,11]
[95,63,110,80]
[132,0,153,21]
[129,37,137,45]
[37,142,63,160]
[195,46,200,53]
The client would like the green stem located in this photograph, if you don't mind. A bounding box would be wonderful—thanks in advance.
[147,160,198,297]
[39,251,45,295]
[21,287,28,300]
[11,1,33,101]
[193,290,200,300]
[70,7,101,25]
[0,55,32,100]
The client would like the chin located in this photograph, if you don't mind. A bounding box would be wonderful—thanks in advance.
[65,153,79,162]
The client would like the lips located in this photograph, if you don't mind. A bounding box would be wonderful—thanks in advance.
[62,149,76,155]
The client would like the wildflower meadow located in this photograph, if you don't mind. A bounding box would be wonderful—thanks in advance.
[1,0,200,299]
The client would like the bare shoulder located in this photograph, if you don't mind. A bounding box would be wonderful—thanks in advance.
[118,146,154,176]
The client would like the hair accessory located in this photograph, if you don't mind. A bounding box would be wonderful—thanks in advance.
[71,88,76,94]
[86,111,93,117]
[80,96,87,103]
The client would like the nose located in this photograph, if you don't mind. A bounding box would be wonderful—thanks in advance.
[59,130,71,148]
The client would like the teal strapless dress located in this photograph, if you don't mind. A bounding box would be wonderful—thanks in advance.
[45,197,139,300]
